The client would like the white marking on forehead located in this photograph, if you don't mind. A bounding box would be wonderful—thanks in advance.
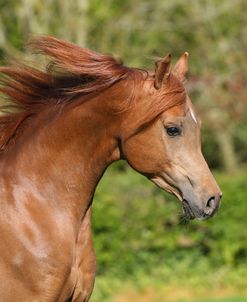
[189,107,197,123]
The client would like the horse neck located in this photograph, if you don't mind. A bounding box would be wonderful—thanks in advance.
[3,91,125,223]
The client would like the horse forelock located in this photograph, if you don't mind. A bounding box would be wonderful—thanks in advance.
[124,73,186,137]
[152,73,186,117]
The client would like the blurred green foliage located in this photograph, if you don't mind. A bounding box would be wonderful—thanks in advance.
[93,165,247,272]
[90,164,247,300]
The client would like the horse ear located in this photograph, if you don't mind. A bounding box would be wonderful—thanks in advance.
[173,52,189,80]
[154,54,171,90]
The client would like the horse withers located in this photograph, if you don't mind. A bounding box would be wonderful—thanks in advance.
[0,36,221,301]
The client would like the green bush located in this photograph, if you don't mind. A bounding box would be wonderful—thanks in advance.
[92,164,247,278]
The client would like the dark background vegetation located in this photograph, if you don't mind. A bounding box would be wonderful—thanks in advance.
[0,1,246,301]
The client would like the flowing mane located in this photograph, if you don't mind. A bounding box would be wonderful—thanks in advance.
[0,36,185,152]
[0,36,136,151]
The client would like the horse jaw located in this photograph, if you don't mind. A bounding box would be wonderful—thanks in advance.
[150,175,183,201]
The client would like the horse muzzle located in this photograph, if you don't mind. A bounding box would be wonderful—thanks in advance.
[182,193,222,220]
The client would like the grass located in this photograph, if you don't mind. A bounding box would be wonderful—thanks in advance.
[182,298,247,302]
[91,273,247,302]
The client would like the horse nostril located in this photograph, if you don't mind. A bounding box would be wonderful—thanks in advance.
[206,196,215,209]
[205,194,221,217]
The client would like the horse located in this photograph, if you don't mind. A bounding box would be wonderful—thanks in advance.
[0,36,222,301]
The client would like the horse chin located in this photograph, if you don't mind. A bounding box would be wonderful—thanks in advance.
[182,199,196,220]
[150,176,183,201]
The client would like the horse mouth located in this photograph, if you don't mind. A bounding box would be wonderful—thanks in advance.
[182,199,212,220]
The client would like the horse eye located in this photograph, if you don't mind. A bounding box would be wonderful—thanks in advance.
[165,126,181,137]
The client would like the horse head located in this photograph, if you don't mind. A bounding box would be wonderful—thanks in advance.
[121,53,222,220]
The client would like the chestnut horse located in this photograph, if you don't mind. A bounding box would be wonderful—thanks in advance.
[0,36,221,301]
